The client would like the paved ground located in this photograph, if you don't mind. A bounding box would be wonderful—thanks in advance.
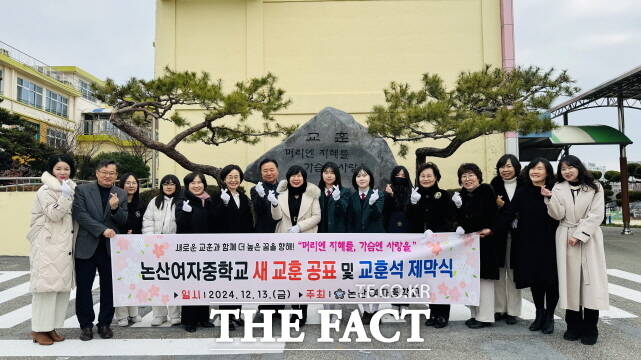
[0,227,640,359]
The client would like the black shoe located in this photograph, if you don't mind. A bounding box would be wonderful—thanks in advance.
[581,327,598,345]
[504,315,518,325]
[541,311,554,334]
[79,327,93,341]
[184,324,197,333]
[564,328,581,341]
[97,326,113,339]
[529,309,544,331]
[433,316,448,329]
[231,316,244,327]
[494,312,505,321]
[290,313,307,327]
[465,318,476,326]
[424,317,436,327]
[198,321,215,328]
[361,311,374,325]
[466,319,491,329]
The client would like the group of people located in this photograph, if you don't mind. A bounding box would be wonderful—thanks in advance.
[27,152,608,347]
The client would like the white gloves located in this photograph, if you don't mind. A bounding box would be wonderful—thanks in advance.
[255,182,266,198]
[368,189,379,206]
[410,187,421,205]
[182,200,192,212]
[288,225,301,233]
[331,185,341,201]
[61,180,73,199]
[267,190,279,206]
[452,192,462,208]
[424,229,434,236]
[455,226,465,235]
[511,219,518,229]
[220,189,230,205]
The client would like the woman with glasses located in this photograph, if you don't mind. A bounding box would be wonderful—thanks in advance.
[454,163,499,329]
[114,173,145,327]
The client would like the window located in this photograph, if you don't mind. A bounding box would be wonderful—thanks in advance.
[47,128,67,148]
[79,79,96,101]
[45,90,69,118]
[17,78,43,108]
[0,68,4,94]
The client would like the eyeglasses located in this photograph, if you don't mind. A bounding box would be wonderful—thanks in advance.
[225,175,241,181]
[98,170,117,177]
[461,174,477,180]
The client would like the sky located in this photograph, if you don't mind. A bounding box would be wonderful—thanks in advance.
[1,0,639,171]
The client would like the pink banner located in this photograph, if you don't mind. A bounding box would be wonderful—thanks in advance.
[110,232,480,306]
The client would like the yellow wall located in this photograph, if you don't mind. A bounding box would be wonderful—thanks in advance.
[155,0,505,189]
[0,192,34,256]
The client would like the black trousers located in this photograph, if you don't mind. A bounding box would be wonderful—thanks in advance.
[75,238,114,329]
[181,306,210,326]
[531,284,559,311]
[429,304,451,320]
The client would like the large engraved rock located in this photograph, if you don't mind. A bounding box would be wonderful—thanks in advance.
[245,107,398,188]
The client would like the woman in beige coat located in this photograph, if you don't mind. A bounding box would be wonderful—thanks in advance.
[269,165,321,326]
[543,155,608,346]
[27,154,77,345]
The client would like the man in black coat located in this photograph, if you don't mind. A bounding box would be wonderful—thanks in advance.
[249,159,283,320]
[72,160,128,341]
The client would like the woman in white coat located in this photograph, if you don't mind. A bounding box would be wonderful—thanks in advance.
[543,155,608,346]
[269,165,321,326]
[27,154,77,345]
[142,174,182,326]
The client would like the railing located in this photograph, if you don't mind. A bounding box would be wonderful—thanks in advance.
[0,40,96,101]
[81,119,153,141]
[0,177,152,192]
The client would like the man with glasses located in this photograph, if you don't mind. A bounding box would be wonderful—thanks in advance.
[72,160,128,340]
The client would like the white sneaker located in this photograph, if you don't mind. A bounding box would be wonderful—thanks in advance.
[130,315,142,323]
[151,317,165,326]
[117,318,129,327]
[170,318,181,326]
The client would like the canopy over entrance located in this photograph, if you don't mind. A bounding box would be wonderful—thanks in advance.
[547,65,641,234]
[519,125,632,161]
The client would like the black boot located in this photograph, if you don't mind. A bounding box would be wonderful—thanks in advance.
[529,309,544,331]
[563,309,581,341]
[581,308,599,345]
[541,309,555,334]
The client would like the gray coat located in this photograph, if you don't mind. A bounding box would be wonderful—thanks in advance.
[72,182,128,259]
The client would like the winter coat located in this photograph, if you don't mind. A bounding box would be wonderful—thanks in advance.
[121,199,145,234]
[546,181,609,311]
[250,181,280,233]
[142,196,177,234]
[501,183,559,289]
[27,171,77,292]
[271,180,321,233]
[347,189,385,233]
[490,176,523,269]
[456,184,499,280]
[383,193,411,233]
[175,190,217,234]
[407,185,458,233]
[318,187,351,233]
[215,190,254,233]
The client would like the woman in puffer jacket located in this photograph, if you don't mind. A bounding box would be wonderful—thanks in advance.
[142,174,182,326]
[27,154,77,345]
